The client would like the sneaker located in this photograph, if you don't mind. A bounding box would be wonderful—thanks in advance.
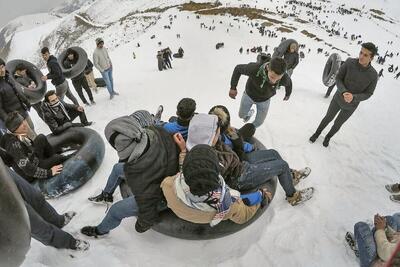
[390,194,400,203]
[88,191,113,204]
[81,226,108,238]
[113,92,120,96]
[154,105,164,122]
[292,167,311,186]
[63,211,77,227]
[110,94,114,100]
[91,100,96,105]
[345,232,359,257]
[287,187,314,206]
[386,183,400,194]
[243,109,255,123]
[323,136,331,147]
[83,121,93,127]
[74,239,90,251]
[85,102,91,106]
[309,133,319,143]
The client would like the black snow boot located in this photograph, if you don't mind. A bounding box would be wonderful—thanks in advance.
[323,136,331,147]
[88,191,113,204]
[309,132,320,143]
[81,226,107,238]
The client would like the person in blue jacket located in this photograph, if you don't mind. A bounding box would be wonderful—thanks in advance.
[163,98,196,139]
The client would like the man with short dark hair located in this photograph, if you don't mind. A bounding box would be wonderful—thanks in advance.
[229,57,292,127]
[163,97,196,139]
[41,90,92,135]
[40,47,79,105]
[310,42,379,147]
[63,49,95,105]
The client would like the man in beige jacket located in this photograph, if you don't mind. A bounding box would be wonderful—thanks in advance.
[93,38,119,99]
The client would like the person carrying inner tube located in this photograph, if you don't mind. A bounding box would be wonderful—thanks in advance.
[40,47,79,105]
[272,40,299,77]
[14,63,45,119]
[324,60,345,98]
[81,111,179,237]
[162,97,196,139]
[41,90,93,135]
[0,59,36,139]
[309,43,378,147]
[229,57,292,128]
[63,49,96,106]
[0,150,89,251]
[176,114,314,206]
[161,144,271,226]
[0,111,66,182]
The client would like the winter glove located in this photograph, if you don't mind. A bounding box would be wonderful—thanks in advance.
[135,219,152,233]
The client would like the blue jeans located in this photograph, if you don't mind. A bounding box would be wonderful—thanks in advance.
[239,91,271,128]
[97,196,138,234]
[354,214,400,267]
[101,67,115,95]
[237,149,296,197]
[103,163,125,194]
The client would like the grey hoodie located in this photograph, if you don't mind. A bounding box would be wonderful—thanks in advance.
[186,114,219,151]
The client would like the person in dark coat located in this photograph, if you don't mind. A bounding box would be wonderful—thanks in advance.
[63,49,95,105]
[0,111,65,182]
[163,48,172,68]
[272,40,299,77]
[80,114,179,237]
[0,152,89,251]
[40,47,79,105]
[310,43,379,147]
[0,59,36,138]
[41,90,92,135]
[229,57,292,128]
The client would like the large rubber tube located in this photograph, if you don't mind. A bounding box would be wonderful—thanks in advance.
[272,39,298,58]
[94,78,106,87]
[5,59,47,104]
[173,53,183,58]
[322,53,342,87]
[0,159,31,267]
[57,47,88,79]
[33,127,105,198]
[118,137,277,240]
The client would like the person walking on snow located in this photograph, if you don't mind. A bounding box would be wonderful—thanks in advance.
[229,57,292,128]
[93,38,119,99]
[309,42,378,147]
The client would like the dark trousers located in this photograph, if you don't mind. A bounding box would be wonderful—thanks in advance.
[238,123,256,142]
[315,98,356,138]
[34,134,65,169]
[69,109,89,125]
[164,58,172,68]
[72,77,94,104]
[8,169,76,249]
[325,84,336,97]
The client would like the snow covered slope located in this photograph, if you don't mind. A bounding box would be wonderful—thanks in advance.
[2,0,400,266]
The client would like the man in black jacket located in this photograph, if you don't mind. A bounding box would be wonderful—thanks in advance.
[42,90,92,135]
[63,49,95,105]
[310,43,379,147]
[0,58,36,138]
[229,57,292,128]
[0,111,64,182]
[40,47,79,105]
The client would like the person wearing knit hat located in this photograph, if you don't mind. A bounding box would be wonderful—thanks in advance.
[0,111,65,182]
[160,144,272,226]
[163,98,196,139]
[93,38,118,99]
[174,113,314,206]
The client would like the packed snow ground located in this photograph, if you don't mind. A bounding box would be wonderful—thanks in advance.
[9,2,400,267]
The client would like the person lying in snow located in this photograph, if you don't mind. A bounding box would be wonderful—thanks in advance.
[0,152,89,251]
[161,144,272,226]
[0,111,66,183]
[346,213,400,267]
[209,105,255,161]
[41,90,92,135]
[81,109,176,236]
[176,113,314,206]
[162,97,196,140]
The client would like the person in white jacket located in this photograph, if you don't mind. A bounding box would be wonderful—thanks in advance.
[93,38,119,99]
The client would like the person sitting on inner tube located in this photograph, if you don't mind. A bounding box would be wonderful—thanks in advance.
[162,97,196,140]
[41,90,93,135]
[161,144,272,226]
[0,111,65,182]
[209,105,255,161]
[14,63,36,89]
[0,149,89,251]
[81,111,179,236]
[174,114,314,206]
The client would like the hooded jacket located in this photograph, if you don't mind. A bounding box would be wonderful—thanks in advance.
[46,55,65,86]
[272,39,299,70]
[230,62,292,102]
[334,58,378,110]
[0,72,30,121]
